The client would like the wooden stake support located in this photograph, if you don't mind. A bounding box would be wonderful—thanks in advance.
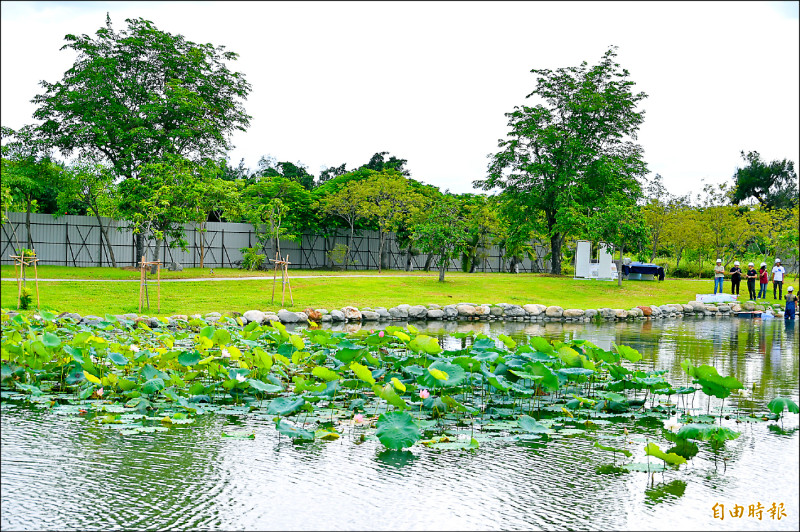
[270,253,293,306]
[11,252,40,309]
[138,255,162,313]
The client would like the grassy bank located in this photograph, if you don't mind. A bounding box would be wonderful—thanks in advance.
[1,267,773,317]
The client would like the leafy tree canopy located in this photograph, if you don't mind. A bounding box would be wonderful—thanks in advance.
[731,150,798,210]
[475,46,648,274]
[32,14,252,181]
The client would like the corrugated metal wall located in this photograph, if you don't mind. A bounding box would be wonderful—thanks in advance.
[1,212,551,272]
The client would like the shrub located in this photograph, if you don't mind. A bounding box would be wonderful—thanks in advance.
[19,287,32,310]
[239,247,266,271]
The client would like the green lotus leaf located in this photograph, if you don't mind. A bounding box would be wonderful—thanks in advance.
[471,337,497,351]
[375,411,421,450]
[275,419,314,441]
[767,397,800,416]
[419,361,466,389]
[42,332,61,348]
[528,362,559,392]
[556,345,581,367]
[518,415,550,433]
[107,352,129,366]
[221,430,255,439]
[267,396,306,416]
[594,441,632,457]
[498,334,516,349]
[177,351,201,367]
[614,344,642,363]
[311,366,340,382]
[675,423,740,442]
[248,379,283,393]
[644,442,686,466]
[350,361,375,385]
[14,382,43,396]
[529,337,555,354]
[141,378,165,395]
[64,345,84,364]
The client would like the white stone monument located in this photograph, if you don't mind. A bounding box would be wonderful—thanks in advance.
[597,242,614,279]
[574,240,592,279]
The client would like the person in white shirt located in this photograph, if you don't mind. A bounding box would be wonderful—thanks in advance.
[772,258,786,300]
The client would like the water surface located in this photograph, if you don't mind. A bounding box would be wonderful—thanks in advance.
[2,318,798,530]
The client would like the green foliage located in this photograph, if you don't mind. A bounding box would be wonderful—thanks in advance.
[18,287,33,310]
[375,411,421,450]
[476,47,648,274]
[767,397,800,417]
[239,247,266,271]
[411,194,471,281]
[732,150,798,210]
[32,15,252,180]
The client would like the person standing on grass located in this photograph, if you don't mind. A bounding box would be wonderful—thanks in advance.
[746,262,757,300]
[714,259,725,295]
[730,261,742,296]
[758,262,769,299]
[785,286,797,320]
[772,258,786,300]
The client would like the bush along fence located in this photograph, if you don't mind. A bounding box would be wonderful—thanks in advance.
[10,299,788,329]
[1,212,552,273]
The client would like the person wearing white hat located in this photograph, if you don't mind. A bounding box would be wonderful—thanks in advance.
[772,258,785,300]
[713,259,725,294]
[785,286,796,320]
[730,261,742,296]
[758,262,769,299]
[746,262,758,300]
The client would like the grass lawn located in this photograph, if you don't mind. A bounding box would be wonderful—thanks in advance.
[2,266,764,317]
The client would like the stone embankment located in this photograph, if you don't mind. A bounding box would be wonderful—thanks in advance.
[15,300,786,328]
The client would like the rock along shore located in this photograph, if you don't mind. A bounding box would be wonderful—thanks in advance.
[15,300,786,329]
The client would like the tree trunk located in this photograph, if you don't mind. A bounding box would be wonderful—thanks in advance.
[346,223,355,271]
[405,244,414,271]
[151,238,162,275]
[377,232,385,273]
[509,256,520,274]
[424,253,435,271]
[438,245,447,282]
[618,245,624,287]
[650,234,659,263]
[550,232,563,274]
[675,247,683,269]
[25,197,33,250]
[135,233,144,267]
[92,207,117,268]
[199,222,206,268]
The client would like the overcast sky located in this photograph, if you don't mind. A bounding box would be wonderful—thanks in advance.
[2,1,798,198]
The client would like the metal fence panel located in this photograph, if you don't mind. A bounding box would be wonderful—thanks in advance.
[1,212,562,272]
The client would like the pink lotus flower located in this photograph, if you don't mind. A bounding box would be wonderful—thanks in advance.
[96,387,104,398]
[354,414,365,423]
[378,330,385,338]
[419,389,430,400]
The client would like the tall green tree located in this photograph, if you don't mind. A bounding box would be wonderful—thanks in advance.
[476,47,648,274]
[255,156,315,190]
[1,125,63,249]
[732,150,798,210]
[56,157,119,267]
[412,195,471,282]
[353,172,427,272]
[242,176,315,260]
[360,151,410,176]
[32,14,252,261]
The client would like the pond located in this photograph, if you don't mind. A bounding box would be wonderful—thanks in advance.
[1,317,798,530]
